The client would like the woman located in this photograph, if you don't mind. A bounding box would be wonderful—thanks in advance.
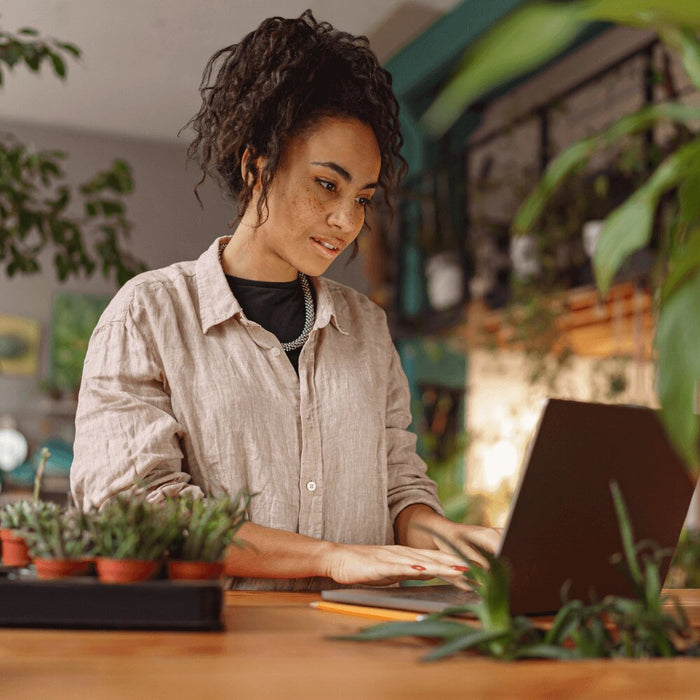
[71,10,498,590]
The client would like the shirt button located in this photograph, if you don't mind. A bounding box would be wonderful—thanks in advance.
[306,480,317,492]
[271,347,281,357]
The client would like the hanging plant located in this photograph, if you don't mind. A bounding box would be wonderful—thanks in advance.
[421,1,700,469]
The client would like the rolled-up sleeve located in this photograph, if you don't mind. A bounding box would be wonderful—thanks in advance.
[385,340,444,524]
[71,305,203,510]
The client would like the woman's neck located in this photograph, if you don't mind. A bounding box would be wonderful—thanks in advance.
[221,224,297,282]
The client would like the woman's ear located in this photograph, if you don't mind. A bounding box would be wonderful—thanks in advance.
[241,148,265,189]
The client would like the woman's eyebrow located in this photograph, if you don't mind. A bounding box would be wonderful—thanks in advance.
[311,161,378,190]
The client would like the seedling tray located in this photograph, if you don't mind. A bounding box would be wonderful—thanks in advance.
[0,573,223,631]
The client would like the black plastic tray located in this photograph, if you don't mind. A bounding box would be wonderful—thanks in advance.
[0,574,224,631]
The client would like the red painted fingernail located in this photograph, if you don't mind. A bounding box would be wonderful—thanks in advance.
[411,565,426,571]
[451,565,469,572]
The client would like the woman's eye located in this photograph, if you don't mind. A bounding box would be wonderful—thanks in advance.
[317,179,335,192]
[356,196,373,207]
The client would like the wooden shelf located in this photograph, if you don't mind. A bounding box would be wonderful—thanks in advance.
[459,282,654,359]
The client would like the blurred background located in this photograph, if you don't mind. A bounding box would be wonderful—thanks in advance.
[0,1,698,581]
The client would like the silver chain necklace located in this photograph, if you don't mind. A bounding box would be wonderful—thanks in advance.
[219,241,315,351]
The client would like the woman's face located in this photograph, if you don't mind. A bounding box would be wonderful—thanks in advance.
[244,116,382,281]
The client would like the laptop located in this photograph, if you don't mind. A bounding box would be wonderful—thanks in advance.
[322,399,697,615]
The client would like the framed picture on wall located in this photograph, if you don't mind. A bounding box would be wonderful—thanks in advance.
[0,313,41,376]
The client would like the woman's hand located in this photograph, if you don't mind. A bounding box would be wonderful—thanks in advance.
[394,504,501,566]
[322,543,473,588]
[426,522,502,566]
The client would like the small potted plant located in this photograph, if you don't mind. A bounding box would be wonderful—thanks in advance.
[0,499,60,567]
[88,494,181,583]
[0,447,55,567]
[0,500,34,566]
[20,507,94,579]
[167,492,249,581]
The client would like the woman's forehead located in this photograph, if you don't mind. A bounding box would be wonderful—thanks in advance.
[288,116,382,182]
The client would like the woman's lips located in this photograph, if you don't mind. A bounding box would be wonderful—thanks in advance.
[311,237,343,257]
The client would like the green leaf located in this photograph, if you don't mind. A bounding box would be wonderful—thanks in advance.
[336,619,467,642]
[678,173,700,228]
[54,41,81,59]
[420,2,587,136]
[49,52,66,79]
[593,192,655,295]
[422,627,510,661]
[594,138,700,295]
[513,138,597,235]
[655,270,700,470]
[661,227,700,304]
[17,28,40,36]
[584,0,700,32]
[665,28,700,91]
[513,643,575,660]
[610,481,643,588]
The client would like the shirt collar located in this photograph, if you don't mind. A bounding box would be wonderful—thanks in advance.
[197,236,242,334]
[312,277,349,336]
[196,235,349,336]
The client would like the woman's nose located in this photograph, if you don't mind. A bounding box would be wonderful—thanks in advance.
[327,200,361,235]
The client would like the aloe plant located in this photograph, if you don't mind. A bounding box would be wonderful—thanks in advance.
[421,0,700,470]
[167,492,250,563]
[337,482,693,660]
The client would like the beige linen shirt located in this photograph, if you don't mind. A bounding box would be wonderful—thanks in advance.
[71,236,443,590]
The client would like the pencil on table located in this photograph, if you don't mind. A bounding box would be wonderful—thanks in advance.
[310,600,426,622]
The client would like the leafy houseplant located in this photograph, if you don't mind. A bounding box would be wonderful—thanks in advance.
[166,493,249,581]
[338,482,694,661]
[419,0,700,470]
[20,507,93,579]
[0,25,146,284]
[88,494,181,583]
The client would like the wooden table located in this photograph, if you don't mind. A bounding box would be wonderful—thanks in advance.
[2,589,700,699]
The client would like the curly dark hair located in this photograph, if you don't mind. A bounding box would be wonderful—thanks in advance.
[180,9,407,261]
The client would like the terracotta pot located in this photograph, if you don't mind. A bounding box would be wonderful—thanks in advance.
[95,557,160,583]
[0,528,30,567]
[33,557,91,580]
[167,560,224,581]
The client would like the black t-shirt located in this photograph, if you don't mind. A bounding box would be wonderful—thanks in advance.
[225,274,316,375]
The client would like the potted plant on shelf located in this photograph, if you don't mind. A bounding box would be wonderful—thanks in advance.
[20,507,94,579]
[88,494,181,583]
[166,493,249,581]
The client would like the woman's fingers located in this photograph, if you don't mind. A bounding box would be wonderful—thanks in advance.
[327,543,477,586]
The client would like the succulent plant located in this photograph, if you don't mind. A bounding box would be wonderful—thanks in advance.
[87,493,182,561]
[167,492,250,563]
[0,499,59,531]
[20,507,93,560]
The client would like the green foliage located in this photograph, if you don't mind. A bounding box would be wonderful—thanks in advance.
[423,1,700,470]
[337,483,693,661]
[166,492,250,562]
[0,25,146,285]
[87,493,182,561]
[421,2,587,135]
[669,528,700,587]
[0,26,79,86]
[0,499,58,530]
[20,507,93,560]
